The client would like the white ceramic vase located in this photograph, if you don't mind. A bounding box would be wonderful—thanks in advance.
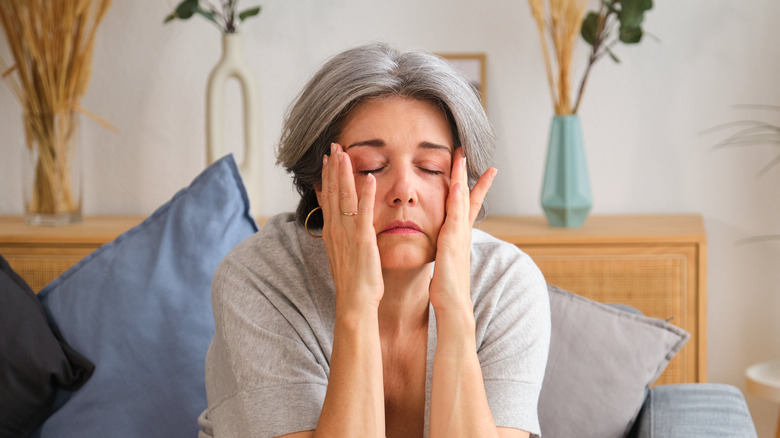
[206,33,262,212]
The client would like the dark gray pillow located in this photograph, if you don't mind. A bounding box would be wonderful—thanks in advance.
[538,284,690,438]
[0,255,94,437]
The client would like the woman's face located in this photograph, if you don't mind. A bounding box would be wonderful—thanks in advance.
[338,96,454,271]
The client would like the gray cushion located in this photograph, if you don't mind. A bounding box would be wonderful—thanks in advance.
[633,384,758,438]
[539,284,690,438]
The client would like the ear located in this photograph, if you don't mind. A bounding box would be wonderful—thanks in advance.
[314,185,324,207]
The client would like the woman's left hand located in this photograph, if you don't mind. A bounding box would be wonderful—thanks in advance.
[429,147,496,321]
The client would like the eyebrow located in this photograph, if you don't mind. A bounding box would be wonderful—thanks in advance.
[345,139,452,152]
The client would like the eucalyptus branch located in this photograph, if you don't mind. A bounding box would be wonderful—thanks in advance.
[164,0,261,33]
[573,4,612,113]
[572,0,653,113]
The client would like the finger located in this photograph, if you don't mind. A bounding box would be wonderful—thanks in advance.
[446,148,469,224]
[445,180,467,224]
[451,147,468,192]
[326,143,342,223]
[357,173,376,231]
[468,167,497,225]
[337,148,359,216]
[319,152,330,207]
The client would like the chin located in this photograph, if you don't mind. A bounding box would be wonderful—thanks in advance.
[378,242,435,271]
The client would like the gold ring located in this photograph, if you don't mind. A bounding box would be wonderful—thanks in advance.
[341,211,358,216]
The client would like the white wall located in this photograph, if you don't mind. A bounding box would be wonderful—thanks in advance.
[2,0,780,435]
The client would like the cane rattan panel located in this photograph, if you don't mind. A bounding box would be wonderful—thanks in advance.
[478,215,707,385]
[528,250,692,386]
[0,216,144,292]
[2,251,94,293]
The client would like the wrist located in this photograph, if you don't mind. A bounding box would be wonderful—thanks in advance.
[433,305,477,347]
[335,283,383,313]
[335,301,380,332]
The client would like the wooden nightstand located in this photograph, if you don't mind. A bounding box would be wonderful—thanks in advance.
[476,214,707,385]
[0,213,706,385]
[0,216,145,293]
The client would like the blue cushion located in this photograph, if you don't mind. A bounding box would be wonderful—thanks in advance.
[633,384,758,437]
[33,155,258,438]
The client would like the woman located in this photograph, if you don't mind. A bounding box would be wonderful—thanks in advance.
[198,43,550,438]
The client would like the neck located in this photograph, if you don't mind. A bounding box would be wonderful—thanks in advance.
[378,264,432,337]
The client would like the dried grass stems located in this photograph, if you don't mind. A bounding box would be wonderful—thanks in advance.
[0,0,111,214]
[529,0,589,115]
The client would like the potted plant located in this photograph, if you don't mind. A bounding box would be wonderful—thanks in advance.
[528,0,653,226]
[0,0,112,225]
[164,0,260,33]
[164,0,264,212]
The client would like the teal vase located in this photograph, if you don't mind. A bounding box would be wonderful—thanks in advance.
[540,115,592,227]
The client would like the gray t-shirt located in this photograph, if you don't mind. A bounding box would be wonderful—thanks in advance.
[198,213,550,438]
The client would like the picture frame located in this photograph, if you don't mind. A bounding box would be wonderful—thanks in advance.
[437,53,487,110]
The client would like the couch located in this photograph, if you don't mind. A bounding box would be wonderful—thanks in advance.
[0,155,758,438]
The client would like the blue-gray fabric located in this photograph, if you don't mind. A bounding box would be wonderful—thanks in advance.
[31,155,258,438]
[198,213,551,438]
[633,384,758,438]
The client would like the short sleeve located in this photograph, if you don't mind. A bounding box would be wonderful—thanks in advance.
[471,233,551,437]
[202,243,331,438]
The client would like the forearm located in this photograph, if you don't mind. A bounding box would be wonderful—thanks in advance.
[314,308,385,438]
[429,309,500,438]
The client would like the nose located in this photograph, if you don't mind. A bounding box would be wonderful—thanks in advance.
[386,165,417,207]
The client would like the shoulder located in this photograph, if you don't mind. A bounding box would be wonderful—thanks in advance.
[226,212,301,261]
[470,228,544,287]
[220,213,324,274]
[213,212,331,306]
[469,227,549,325]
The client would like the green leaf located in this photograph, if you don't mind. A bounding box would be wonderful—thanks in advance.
[163,13,176,23]
[619,25,643,44]
[239,6,261,21]
[173,0,200,20]
[196,7,217,24]
[581,12,600,46]
[607,48,621,63]
[620,0,652,28]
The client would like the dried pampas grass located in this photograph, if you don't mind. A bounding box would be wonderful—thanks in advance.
[0,0,111,217]
[528,0,589,115]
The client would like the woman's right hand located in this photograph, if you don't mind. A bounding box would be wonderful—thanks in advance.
[320,142,384,312]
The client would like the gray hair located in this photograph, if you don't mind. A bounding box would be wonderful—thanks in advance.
[276,42,496,228]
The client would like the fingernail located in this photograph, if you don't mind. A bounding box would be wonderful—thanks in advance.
[331,143,337,154]
[462,156,467,168]
[323,154,328,165]
[337,151,343,162]
[491,168,498,178]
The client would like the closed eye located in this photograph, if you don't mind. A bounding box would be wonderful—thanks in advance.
[419,167,444,175]
[358,167,384,175]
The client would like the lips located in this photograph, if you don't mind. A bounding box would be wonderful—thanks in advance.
[381,220,423,234]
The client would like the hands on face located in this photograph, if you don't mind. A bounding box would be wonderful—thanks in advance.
[428,147,497,315]
[319,143,496,313]
[319,143,384,312]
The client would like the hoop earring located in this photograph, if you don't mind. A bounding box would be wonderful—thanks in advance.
[304,206,323,238]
